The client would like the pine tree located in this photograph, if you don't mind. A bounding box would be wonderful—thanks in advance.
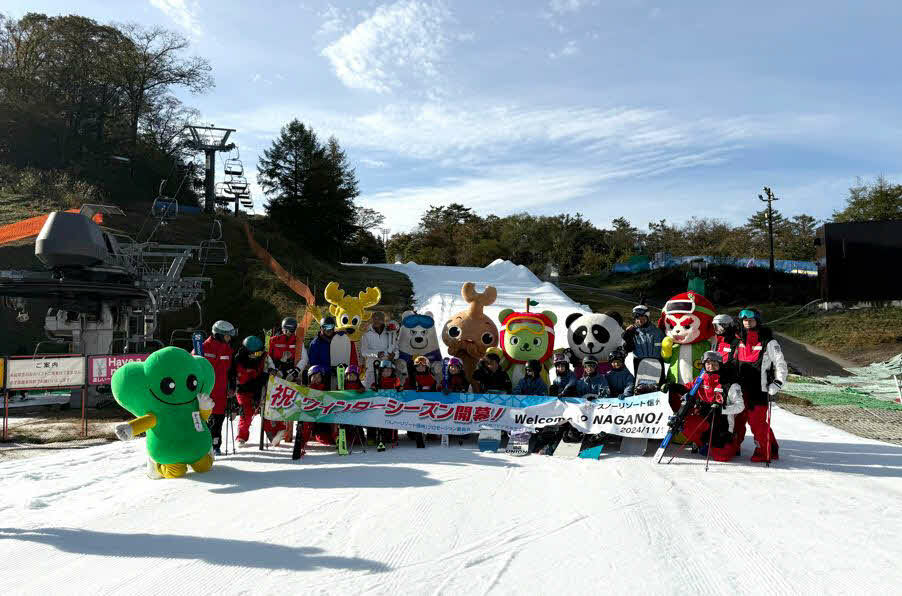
[833,176,902,222]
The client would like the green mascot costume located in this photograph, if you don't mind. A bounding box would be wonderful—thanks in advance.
[112,346,217,479]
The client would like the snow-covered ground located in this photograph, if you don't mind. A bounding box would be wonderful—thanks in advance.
[2,260,901,595]
[372,260,590,354]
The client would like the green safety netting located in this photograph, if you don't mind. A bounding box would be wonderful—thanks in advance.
[782,353,902,410]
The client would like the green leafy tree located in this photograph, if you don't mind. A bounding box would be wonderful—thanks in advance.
[833,176,902,222]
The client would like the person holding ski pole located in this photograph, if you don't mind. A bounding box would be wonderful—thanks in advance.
[713,314,739,366]
[669,351,745,462]
[233,336,270,448]
[195,320,235,455]
[267,316,309,383]
[733,308,787,463]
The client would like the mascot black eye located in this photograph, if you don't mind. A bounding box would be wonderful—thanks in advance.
[351,316,360,326]
[186,374,198,392]
[533,337,541,346]
[341,315,350,325]
[591,325,610,344]
[510,336,519,345]
[481,332,494,345]
[160,377,176,395]
[573,326,587,345]
[448,326,461,338]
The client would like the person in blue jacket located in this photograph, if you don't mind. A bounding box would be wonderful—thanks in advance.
[581,356,610,397]
[605,348,635,399]
[307,316,337,387]
[622,305,665,361]
[549,352,589,397]
[513,360,548,395]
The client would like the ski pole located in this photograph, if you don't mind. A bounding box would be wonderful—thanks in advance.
[765,399,773,467]
[704,407,717,472]
[666,409,714,465]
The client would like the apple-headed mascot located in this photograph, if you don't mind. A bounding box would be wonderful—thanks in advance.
[659,291,716,410]
[498,299,557,387]
[112,347,216,479]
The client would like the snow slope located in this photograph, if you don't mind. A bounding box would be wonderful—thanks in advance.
[371,259,591,354]
[2,260,902,595]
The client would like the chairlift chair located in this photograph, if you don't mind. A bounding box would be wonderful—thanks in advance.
[224,158,244,176]
[226,176,248,194]
[151,197,179,220]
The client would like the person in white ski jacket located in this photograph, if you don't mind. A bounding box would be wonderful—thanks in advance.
[360,311,399,386]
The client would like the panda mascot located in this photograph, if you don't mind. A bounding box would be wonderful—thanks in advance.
[563,311,625,378]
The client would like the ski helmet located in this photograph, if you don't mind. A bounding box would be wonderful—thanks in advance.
[582,355,599,367]
[242,336,264,353]
[632,305,650,318]
[702,351,722,365]
[212,320,235,337]
[281,317,298,334]
[553,352,569,367]
[308,365,326,377]
[447,357,463,369]
[414,355,429,367]
[320,315,337,331]
[346,364,360,375]
[713,314,734,329]
[608,348,626,364]
[526,359,541,373]
[378,359,395,370]
[738,308,762,324]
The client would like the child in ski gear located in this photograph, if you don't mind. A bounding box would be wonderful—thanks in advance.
[514,359,548,395]
[267,316,309,382]
[581,356,610,397]
[472,351,512,393]
[733,308,787,462]
[622,305,665,360]
[670,351,745,462]
[549,353,589,397]
[308,316,337,386]
[361,311,399,387]
[372,359,403,390]
[194,319,234,455]
[713,314,739,366]
[605,348,635,399]
[407,356,438,391]
[343,364,366,392]
[233,336,276,447]
[304,365,338,445]
[443,357,471,393]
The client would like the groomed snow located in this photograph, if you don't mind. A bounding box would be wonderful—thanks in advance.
[2,260,901,594]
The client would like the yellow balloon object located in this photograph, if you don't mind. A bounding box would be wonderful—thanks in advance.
[324,281,382,342]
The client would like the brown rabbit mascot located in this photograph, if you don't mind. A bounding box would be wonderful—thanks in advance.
[441,282,499,379]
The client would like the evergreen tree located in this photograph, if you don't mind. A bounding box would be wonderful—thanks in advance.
[833,176,902,222]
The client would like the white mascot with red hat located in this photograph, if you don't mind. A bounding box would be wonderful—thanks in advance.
[658,291,717,398]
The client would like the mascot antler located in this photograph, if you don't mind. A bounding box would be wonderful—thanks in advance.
[358,287,382,321]
[461,282,497,317]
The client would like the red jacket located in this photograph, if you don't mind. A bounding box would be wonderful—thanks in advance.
[309,381,328,391]
[373,375,401,390]
[445,373,469,393]
[412,372,438,392]
[197,337,233,414]
[684,372,725,404]
[235,354,266,399]
[344,379,365,392]
[269,333,297,368]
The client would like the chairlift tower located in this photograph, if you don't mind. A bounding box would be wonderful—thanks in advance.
[184,125,236,214]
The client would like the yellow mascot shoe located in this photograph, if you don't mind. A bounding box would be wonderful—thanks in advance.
[158,462,188,478]
[190,452,214,474]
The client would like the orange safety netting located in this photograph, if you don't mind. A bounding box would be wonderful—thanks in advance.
[0,209,104,246]
[243,221,317,360]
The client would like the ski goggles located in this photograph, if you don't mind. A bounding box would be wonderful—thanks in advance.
[503,316,553,335]
[249,350,264,359]
[402,314,435,329]
[738,309,758,319]
[320,323,336,331]
[664,296,715,318]
[378,359,395,369]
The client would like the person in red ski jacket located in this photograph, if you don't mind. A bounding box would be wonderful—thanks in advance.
[733,308,788,463]
[368,359,402,448]
[713,314,740,366]
[305,365,338,445]
[406,355,439,391]
[267,316,309,382]
[343,364,366,392]
[195,320,235,455]
[233,336,271,447]
[671,351,745,462]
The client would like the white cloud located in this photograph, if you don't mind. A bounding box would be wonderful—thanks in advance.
[548,0,596,14]
[149,0,202,37]
[360,158,388,168]
[320,0,451,93]
[550,40,580,59]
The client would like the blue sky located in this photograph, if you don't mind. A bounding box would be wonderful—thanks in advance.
[5,0,901,233]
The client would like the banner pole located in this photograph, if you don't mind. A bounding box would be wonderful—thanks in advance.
[81,386,87,438]
[3,391,8,441]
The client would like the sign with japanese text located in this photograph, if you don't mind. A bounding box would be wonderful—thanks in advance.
[6,355,85,390]
[264,376,672,438]
[87,354,149,385]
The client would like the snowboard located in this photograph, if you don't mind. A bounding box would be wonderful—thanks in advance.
[621,358,665,456]
[552,438,583,458]
[578,433,605,459]
[506,430,531,456]
[477,429,502,452]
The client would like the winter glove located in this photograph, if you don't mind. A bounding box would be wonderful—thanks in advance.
[197,393,214,413]
[286,367,301,382]
[661,336,674,359]
[767,381,783,398]
[670,384,689,397]
[114,423,134,441]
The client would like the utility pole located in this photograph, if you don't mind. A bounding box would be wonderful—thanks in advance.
[759,187,780,299]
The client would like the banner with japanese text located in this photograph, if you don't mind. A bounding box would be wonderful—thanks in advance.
[87,354,149,385]
[263,376,672,439]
